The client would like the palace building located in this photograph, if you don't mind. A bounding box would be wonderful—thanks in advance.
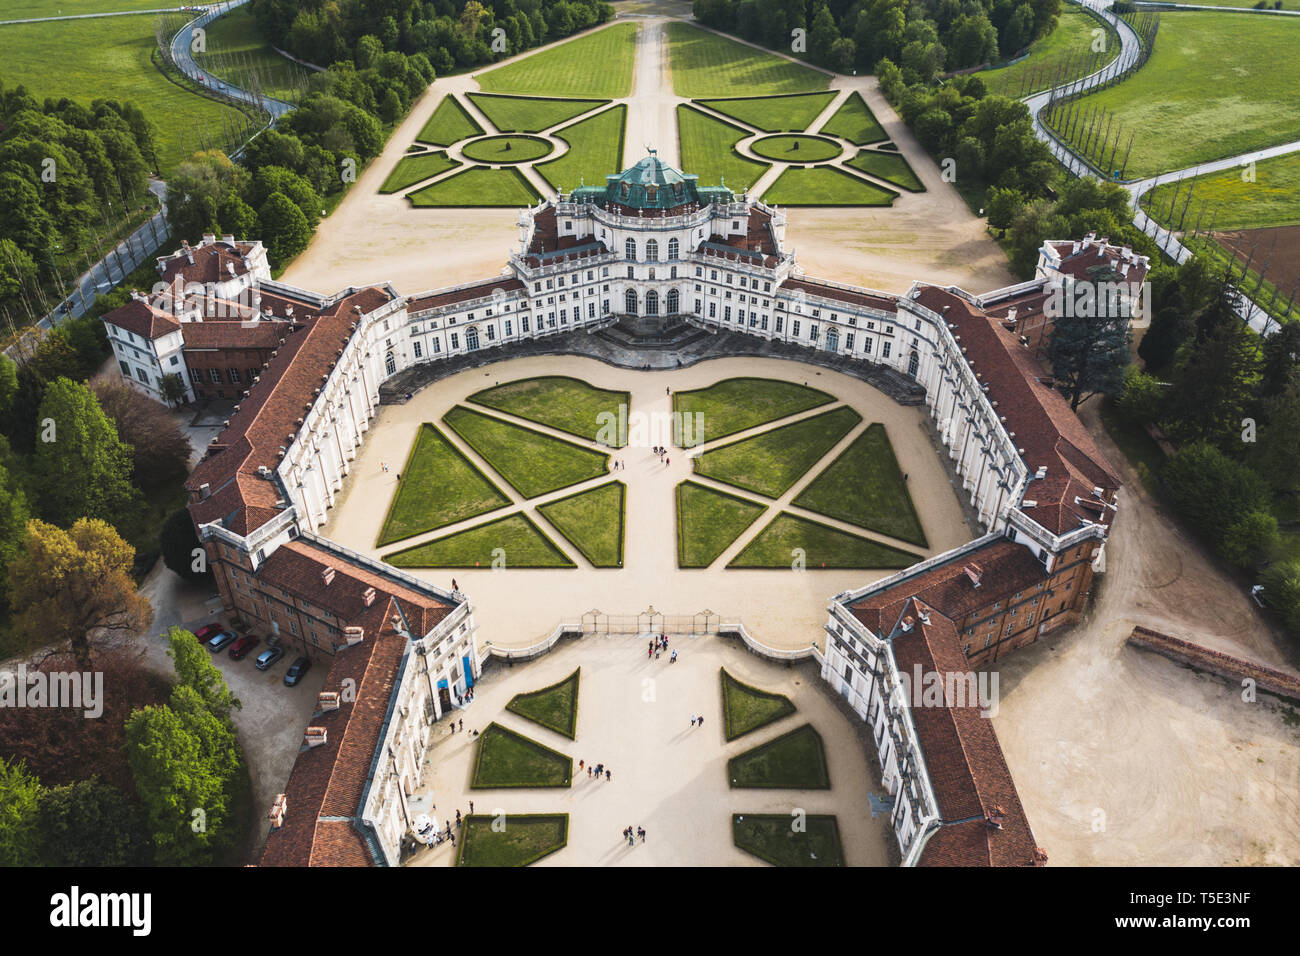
[103,155,1143,867]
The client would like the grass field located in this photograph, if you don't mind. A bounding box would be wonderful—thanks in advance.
[0,14,252,174]
[721,668,796,741]
[984,6,1117,98]
[667,21,828,97]
[694,91,836,132]
[417,95,484,145]
[727,724,830,789]
[1046,12,1300,177]
[466,92,607,133]
[817,91,886,144]
[407,166,540,206]
[196,3,306,104]
[471,723,573,788]
[379,152,458,193]
[676,481,767,568]
[729,513,920,569]
[385,513,576,569]
[1140,150,1300,230]
[536,105,627,193]
[505,668,580,739]
[733,813,844,866]
[461,134,553,163]
[672,377,835,444]
[537,481,625,567]
[750,134,841,163]
[457,814,569,866]
[692,405,861,498]
[468,376,630,446]
[476,22,638,97]
[847,150,925,192]
[443,405,610,498]
[0,0,170,18]
[377,423,510,546]
[677,105,769,191]
[762,166,898,206]
[792,423,928,546]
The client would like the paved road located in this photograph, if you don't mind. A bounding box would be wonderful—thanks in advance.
[168,0,294,119]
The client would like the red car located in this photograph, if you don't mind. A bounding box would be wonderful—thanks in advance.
[229,635,261,661]
[193,623,224,643]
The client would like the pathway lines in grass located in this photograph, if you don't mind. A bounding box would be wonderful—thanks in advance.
[793,423,928,547]
[677,105,769,191]
[461,135,553,163]
[195,3,305,103]
[470,722,573,788]
[466,92,608,133]
[983,6,1118,98]
[729,513,921,570]
[672,376,836,445]
[536,105,628,193]
[695,91,837,132]
[469,375,631,446]
[505,668,581,739]
[384,513,576,569]
[457,813,569,866]
[417,94,484,145]
[537,482,625,568]
[443,405,610,499]
[727,724,830,789]
[407,166,540,207]
[377,423,511,546]
[667,21,828,97]
[817,91,887,145]
[847,150,925,193]
[1141,149,1300,231]
[721,668,796,741]
[475,22,639,97]
[762,166,898,206]
[676,481,768,568]
[692,405,861,499]
[379,152,458,193]
[750,134,842,163]
[733,813,844,866]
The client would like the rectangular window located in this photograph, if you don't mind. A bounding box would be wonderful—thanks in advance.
[723,306,731,322]
[432,338,441,353]
[121,360,132,376]
[505,320,512,336]
[413,341,423,358]
[792,320,801,337]
[522,315,530,333]
[882,342,892,358]
[486,325,495,340]
[708,302,716,318]
[450,333,459,350]
[228,368,241,384]
[846,332,854,350]
[208,368,222,384]
[775,315,783,333]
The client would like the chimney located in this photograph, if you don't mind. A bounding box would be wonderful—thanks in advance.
[964,564,983,588]
[222,234,235,244]
[304,727,328,748]
[343,625,364,646]
[268,793,288,829]
[318,691,341,712]
[900,616,914,632]
[199,482,211,499]
[201,233,216,246]
[320,566,336,586]
[362,586,377,607]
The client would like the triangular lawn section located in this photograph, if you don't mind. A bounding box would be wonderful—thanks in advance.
[384,513,576,569]
[672,376,836,446]
[695,91,837,132]
[536,105,628,194]
[721,668,796,741]
[727,724,830,789]
[537,482,625,567]
[847,150,925,192]
[761,166,898,207]
[468,375,630,446]
[818,90,887,145]
[676,481,766,568]
[457,814,569,866]
[417,94,483,145]
[728,513,920,570]
[471,722,572,789]
[505,668,580,739]
[466,92,607,132]
[733,813,844,866]
[407,166,540,207]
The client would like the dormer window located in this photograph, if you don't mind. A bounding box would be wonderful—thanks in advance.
[646,185,657,202]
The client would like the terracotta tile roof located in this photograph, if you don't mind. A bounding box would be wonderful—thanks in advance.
[783,277,896,314]
[406,276,526,314]
[1046,239,1149,285]
[158,240,259,285]
[101,298,182,339]
[180,319,290,351]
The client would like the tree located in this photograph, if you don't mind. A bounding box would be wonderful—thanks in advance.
[1165,299,1260,447]
[37,778,146,866]
[161,372,189,407]
[1161,443,1272,556]
[89,374,191,488]
[0,757,43,866]
[161,508,211,584]
[165,151,248,245]
[259,192,313,266]
[0,458,31,610]
[947,11,999,68]
[1045,284,1133,410]
[809,4,840,66]
[1115,364,1164,426]
[0,355,17,419]
[986,185,1024,231]
[1260,559,1300,634]
[7,518,153,669]
[167,626,241,721]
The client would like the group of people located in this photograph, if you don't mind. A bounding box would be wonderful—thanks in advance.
[579,760,612,781]
[652,446,672,467]
[621,825,647,847]
[647,635,676,662]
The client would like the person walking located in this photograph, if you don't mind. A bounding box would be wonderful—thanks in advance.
[468,801,474,814]
[579,759,585,773]
[588,766,593,778]
[605,769,611,781]
[455,809,461,828]
[697,715,704,728]
[690,715,696,727]
[670,649,678,663]
[458,718,463,732]
[637,826,646,843]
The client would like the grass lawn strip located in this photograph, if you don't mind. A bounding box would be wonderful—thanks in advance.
[456,814,569,866]
[672,377,836,445]
[379,152,458,193]
[667,21,828,97]
[417,95,484,145]
[475,23,638,97]
[505,668,581,739]
[443,405,610,499]
[468,375,631,446]
[677,105,769,192]
[384,513,576,569]
[470,723,573,789]
[817,91,886,145]
[733,813,844,866]
[536,105,628,194]
[695,91,837,132]
[729,513,921,569]
[536,482,625,568]
[762,166,898,206]
[847,150,925,192]
[1140,149,1300,231]
[466,92,608,133]
[407,166,540,207]
[721,668,796,741]
[727,724,830,789]
[983,6,1117,98]
[676,480,768,568]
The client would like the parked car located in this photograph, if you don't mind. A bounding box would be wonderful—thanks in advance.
[193,623,223,643]
[205,630,238,653]
[283,657,312,686]
[255,646,285,671]
[228,634,260,660]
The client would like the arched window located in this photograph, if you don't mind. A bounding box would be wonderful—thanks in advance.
[666,289,679,314]
[466,327,480,351]
[385,352,396,376]
[668,238,679,259]
[625,289,638,315]
[908,350,920,377]
[646,290,659,315]
[645,239,659,262]
[625,238,636,260]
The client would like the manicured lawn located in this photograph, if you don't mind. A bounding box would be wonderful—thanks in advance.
[468,375,630,446]
[384,513,576,569]
[793,423,928,547]
[818,91,886,145]
[695,91,837,132]
[984,6,1117,98]
[537,482,625,568]
[727,724,830,789]
[379,152,458,193]
[847,150,925,192]
[476,22,638,97]
[0,15,252,174]
[457,814,569,866]
[0,0,177,17]
[677,105,769,191]
[693,405,861,498]
[750,134,842,163]
[1140,149,1300,230]
[505,668,580,739]
[729,513,921,569]
[536,105,627,193]
[466,92,607,133]
[196,3,306,103]
[762,166,898,206]
[673,377,835,444]
[407,166,540,206]
[443,405,610,498]
[676,480,767,568]
[418,95,484,146]
[1046,12,1300,177]
[470,723,573,788]
[721,668,796,741]
[377,423,510,546]
[461,134,553,163]
[733,813,844,866]
[667,21,828,97]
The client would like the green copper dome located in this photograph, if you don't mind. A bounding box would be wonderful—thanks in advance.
[569,151,734,210]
